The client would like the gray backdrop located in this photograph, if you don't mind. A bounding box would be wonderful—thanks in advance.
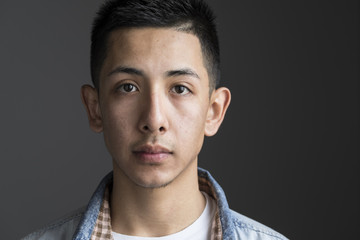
[0,0,358,239]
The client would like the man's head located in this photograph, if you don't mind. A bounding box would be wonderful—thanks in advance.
[91,0,220,91]
[82,0,230,189]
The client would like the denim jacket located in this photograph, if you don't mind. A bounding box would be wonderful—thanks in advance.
[23,168,288,240]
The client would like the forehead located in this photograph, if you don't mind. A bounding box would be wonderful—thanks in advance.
[100,27,209,83]
[107,27,201,54]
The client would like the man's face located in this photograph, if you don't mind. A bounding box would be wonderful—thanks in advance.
[89,28,219,188]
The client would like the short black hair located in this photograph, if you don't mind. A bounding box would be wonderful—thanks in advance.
[91,0,220,90]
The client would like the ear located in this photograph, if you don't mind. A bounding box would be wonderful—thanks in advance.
[80,84,103,133]
[205,87,231,136]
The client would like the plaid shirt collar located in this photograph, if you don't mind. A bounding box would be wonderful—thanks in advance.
[89,170,223,240]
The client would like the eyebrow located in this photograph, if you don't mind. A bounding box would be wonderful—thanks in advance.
[166,68,200,80]
[107,66,200,80]
[107,66,144,77]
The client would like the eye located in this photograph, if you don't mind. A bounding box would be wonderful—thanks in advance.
[171,85,191,95]
[117,83,138,93]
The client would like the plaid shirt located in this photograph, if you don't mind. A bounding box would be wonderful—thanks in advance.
[90,175,223,240]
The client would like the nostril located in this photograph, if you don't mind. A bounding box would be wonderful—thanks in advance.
[141,125,165,132]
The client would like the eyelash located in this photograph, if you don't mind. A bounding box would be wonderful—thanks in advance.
[171,85,191,95]
[116,83,138,93]
[115,83,192,96]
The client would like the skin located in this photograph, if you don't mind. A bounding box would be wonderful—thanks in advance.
[81,27,231,237]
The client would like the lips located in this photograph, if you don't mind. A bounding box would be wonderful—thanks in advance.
[133,144,172,154]
[133,144,172,163]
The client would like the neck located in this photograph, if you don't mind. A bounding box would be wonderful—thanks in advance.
[110,159,205,237]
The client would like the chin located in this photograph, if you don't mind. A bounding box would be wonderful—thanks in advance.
[130,169,177,189]
[114,159,183,189]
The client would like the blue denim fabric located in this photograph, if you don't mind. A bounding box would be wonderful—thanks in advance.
[23,168,288,240]
[197,168,288,240]
[73,172,113,240]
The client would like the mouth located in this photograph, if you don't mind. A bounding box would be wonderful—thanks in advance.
[132,144,173,163]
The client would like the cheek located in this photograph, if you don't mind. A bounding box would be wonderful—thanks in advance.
[172,100,207,142]
[101,103,133,146]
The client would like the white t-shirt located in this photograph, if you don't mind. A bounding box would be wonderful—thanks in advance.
[112,192,216,240]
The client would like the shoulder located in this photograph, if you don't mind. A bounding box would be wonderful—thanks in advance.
[21,207,86,240]
[229,209,289,240]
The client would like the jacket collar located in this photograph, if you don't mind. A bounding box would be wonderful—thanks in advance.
[73,168,234,239]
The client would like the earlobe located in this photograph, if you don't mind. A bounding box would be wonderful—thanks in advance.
[80,84,103,133]
[205,87,231,136]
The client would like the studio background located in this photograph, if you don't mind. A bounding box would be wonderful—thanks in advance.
[0,0,358,239]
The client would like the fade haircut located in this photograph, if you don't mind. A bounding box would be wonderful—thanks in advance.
[91,0,220,91]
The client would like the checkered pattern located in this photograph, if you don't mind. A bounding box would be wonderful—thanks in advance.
[90,176,223,239]
[90,187,114,240]
[199,176,223,240]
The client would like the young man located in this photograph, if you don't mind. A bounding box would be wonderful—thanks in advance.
[24,0,288,239]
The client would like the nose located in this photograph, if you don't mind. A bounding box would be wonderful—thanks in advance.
[138,91,169,134]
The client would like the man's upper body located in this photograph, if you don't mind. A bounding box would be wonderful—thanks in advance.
[23,168,288,240]
[24,0,288,239]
